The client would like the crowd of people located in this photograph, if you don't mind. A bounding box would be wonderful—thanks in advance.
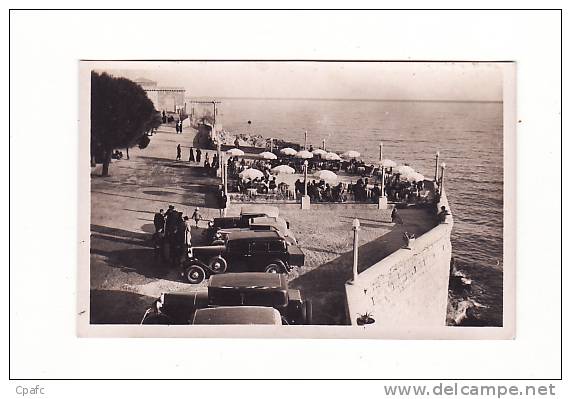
[152,205,202,265]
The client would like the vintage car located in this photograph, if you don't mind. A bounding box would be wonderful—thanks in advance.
[210,216,297,245]
[204,206,283,244]
[240,205,280,218]
[141,272,312,325]
[182,230,305,284]
[192,306,282,325]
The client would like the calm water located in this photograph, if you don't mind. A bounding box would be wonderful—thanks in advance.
[215,98,504,326]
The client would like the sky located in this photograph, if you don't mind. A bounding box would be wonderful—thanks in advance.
[101,61,504,102]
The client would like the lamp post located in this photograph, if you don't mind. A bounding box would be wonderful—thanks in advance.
[440,162,446,195]
[349,218,361,284]
[434,151,440,182]
[304,130,308,150]
[379,142,383,161]
[301,160,310,210]
[223,155,228,195]
[322,138,326,151]
[303,160,308,195]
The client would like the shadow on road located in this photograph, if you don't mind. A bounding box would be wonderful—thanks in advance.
[291,207,437,325]
[90,289,156,324]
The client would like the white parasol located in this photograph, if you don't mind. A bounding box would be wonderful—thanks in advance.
[314,170,338,182]
[394,165,415,175]
[239,168,264,180]
[342,150,361,159]
[410,172,425,182]
[259,151,277,160]
[295,150,314,159]
[271,165,295,174]
[312,148,327,156]
[324,152,341,161]
[280,147,298,156]
[226,148,244,156]
[379,159,397,168]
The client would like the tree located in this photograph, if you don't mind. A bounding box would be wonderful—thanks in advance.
[91,72,161,176]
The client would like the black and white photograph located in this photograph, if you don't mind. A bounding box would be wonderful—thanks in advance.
[79,61,515,337]
[8,6,564,386]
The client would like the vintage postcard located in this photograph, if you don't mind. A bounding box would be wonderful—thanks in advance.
[78,61,515,338]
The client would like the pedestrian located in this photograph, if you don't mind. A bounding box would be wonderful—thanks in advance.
[191,207,202,227]
[216,186,228,217]
[165,205,177,238]
[391,207,402,224]
[183,216,192,249]
[196,148,202,163]
[172,212,185,266]
[162,110,166,124]
[165,204,175,220]
[153,209,165,233]
[189,147,195,162]
[176,144,181,160]
[438,205,450,223]
[178,120,183,134]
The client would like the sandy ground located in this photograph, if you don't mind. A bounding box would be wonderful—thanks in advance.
[90,127,436,325]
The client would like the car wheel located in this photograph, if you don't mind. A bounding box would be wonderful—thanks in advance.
[265,262,286,274]
[208,256,228,274]
[185,265,206,284]
[301,300,313,325]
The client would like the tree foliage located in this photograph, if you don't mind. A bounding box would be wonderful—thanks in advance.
[91,71,161,175]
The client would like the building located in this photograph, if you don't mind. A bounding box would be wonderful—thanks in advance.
[134,77,186,113]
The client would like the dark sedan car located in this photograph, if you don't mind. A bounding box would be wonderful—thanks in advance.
[141,272,312,325]
[182,230,305,284]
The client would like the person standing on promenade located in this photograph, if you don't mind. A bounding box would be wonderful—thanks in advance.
[179,120,183,134]
[172,212,186,266]
[216,186,228,217]
[196,148,202,163]
[191,207,202,227]
[176,144,182,160]
[391,207,403,224]
[189,147,195,162]
[438,206,450,223]
[183,216,192,249]
[154,209,165,233]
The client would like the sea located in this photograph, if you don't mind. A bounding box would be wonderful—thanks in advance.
[216,98,504,327]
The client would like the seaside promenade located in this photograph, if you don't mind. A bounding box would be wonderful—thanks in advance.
[89,126,437,325]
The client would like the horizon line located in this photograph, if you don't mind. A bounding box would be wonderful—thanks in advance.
[186,96,503,104]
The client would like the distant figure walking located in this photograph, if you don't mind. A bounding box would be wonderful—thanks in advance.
[162,110,166,124]
[391,207,403,224]
[189,147,195,162]
[153,209,165,233]
[438,205,450,223]
[191,207,203,227]
[176,144,181,160]
[183,216,192,248]
[196,148,202,163]
[178,120,183,134]
[175,120,180,134]
[216,186,228,217]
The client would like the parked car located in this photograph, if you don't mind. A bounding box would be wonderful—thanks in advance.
[182,230,305,284]
[141,272,312,325]
[240,205,279,218]
[192,306,283,325]
[204,206,283,244]
[210,216,296,245]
